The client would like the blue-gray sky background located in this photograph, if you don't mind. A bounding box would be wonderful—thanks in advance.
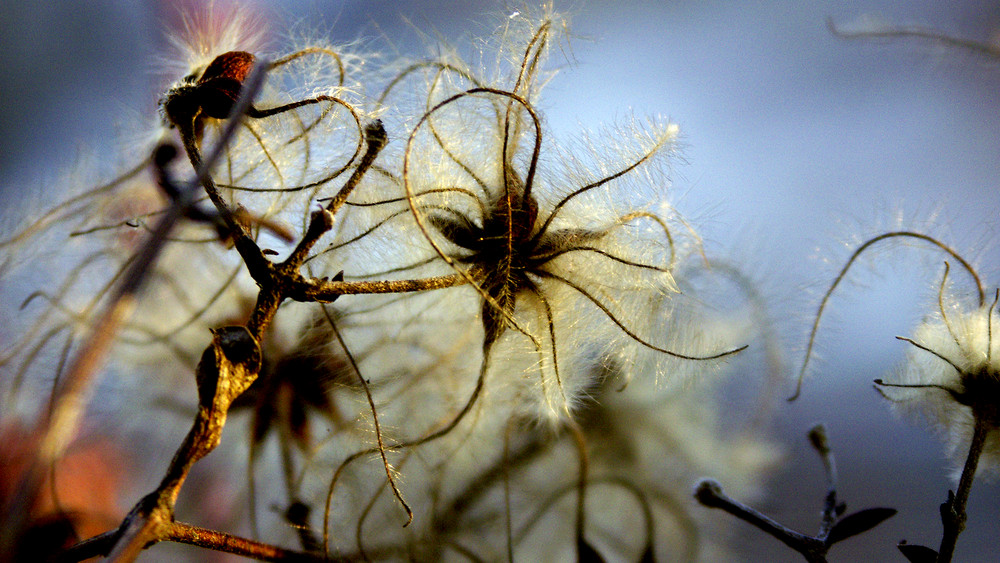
[2,1,999,560]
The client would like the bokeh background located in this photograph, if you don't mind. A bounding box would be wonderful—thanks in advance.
[2,1,999,560]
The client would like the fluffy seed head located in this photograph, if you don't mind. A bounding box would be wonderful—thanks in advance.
[883,293,1000,478]
[360,10,744,424]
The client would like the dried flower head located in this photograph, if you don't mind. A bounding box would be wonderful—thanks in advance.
[503,366,779,562]
[158,44,368,242]
[878,269,1000,478]
[3,6,773,561]
[234,310,355,453]
[353,9,745,423]
[792,226,1000,464]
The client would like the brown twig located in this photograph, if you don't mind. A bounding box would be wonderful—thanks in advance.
[58,58,451,562]
[56,519,338,562]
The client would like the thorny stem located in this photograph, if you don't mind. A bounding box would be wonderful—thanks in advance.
[936,415,989,562]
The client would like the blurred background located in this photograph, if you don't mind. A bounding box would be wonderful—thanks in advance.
[2,1,999,560]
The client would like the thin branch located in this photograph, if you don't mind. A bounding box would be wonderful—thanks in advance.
[57,520,337,562]
[936,416,989,562]
[167,522,333,562]
[695,479,824,562]
[298,272,469,302]
[695,424,896,563]
[809,425,840,539]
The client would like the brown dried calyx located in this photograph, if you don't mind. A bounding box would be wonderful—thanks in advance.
[193,51,256,119]
[161,51,256,133]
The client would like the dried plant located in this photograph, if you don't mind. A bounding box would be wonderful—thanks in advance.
[0,5,788,563]
[696,425,896,563]
[876,263,998,562]
[792,227,996,562]
[363,9,745,423]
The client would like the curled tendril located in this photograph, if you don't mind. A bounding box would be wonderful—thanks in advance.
[792,231,983,401]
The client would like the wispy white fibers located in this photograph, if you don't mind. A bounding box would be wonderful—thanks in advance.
[362,5,744,424]
[882,290,1000,480]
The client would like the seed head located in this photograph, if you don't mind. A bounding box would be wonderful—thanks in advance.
[375,12,744,422]
[881,290,1000,477]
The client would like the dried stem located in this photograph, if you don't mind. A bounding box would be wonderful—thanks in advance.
[695,424,895,563]
[57,60,467,562]
[165,522,333,562]
[936,415,989,562]
[567,421,590,550]
[809,425,839,539]
[695,479,826,563]
[56,520,335,562]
